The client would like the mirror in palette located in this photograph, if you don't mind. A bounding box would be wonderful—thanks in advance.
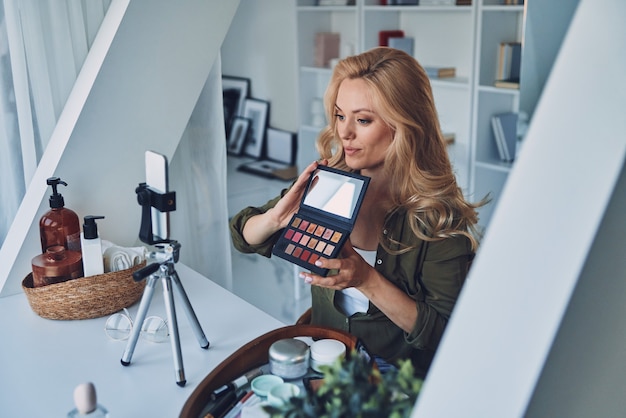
[302,168,366,220]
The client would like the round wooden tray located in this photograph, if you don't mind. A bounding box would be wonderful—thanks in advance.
[179,324,360,418]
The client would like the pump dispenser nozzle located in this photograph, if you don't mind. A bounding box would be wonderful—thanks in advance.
[46,177,68,209]
[83,216,105,240]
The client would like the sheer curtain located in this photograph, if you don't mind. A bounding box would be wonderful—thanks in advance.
[0,0,111,246]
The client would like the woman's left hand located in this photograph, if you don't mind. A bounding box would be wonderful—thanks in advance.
[299,238,375,290]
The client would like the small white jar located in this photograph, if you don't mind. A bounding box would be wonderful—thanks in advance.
[269,338,310,379]
[310,339,346,373]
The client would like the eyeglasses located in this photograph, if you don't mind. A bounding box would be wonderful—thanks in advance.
[104,308,169,343]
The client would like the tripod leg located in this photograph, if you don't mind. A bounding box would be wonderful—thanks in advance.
[162,274,186,387]
[121,274,159,366]
[171,270,210,349]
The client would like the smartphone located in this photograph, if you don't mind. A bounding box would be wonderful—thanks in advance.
[145,150,170,241]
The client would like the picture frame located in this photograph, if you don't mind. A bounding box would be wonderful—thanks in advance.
[226,116,251,156]
[242,98,270,158]
[222,76,250,136]
[238,127,298,180]
[265,127,297,165]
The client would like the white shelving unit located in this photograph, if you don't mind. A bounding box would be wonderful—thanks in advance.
[295,1,576,233]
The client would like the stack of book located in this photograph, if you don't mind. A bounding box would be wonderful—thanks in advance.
[424,66,456,78]
[317,0,353,5]
[494,41,521,89]
[490,112,518,162]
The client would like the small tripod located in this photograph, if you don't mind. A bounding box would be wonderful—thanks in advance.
[120,183,209,387]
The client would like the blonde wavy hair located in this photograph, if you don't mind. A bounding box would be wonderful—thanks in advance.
[317,47,486,252]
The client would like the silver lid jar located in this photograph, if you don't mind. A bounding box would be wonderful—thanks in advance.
[268,338,310,379]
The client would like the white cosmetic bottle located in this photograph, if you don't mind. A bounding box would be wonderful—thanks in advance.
[81,216,105,277]
[68,382,109,418]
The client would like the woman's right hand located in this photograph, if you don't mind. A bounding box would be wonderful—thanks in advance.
[242,160,327,245]
[269,160,326,228]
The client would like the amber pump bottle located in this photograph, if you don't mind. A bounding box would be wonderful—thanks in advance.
[39,177,81,253]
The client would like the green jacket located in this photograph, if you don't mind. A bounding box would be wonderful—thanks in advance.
[229,190,473,377]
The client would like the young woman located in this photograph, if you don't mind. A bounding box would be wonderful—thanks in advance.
[230,47,484,377]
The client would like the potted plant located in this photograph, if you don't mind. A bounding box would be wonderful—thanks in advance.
[264,351,423,418]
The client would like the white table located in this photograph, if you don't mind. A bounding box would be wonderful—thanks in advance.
[0,264,285,417]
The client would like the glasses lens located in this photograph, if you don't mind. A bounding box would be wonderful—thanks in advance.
[141,316,169,343]
[105,313,132,341]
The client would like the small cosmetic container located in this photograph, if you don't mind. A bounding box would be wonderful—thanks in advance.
[251,375,284,398]
[267,382,301,407]
[310,339,346,373]
[268,338,310,379]
[31,246,83,287]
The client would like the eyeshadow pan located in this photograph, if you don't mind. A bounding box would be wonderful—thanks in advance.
[314,225,325,237]
[323,244,335,256]
[299,220,309,231]
[293,231,302,242]
[300,235,310,246]
[308,253,320,264]
[300,250,311,261]
[293,247,303,258]
[291,217,302,228]
[322,229,333,240]
[285,244,295,255]
[315,241,326,253]
[307,238,318,249]
[331,231,342,243]
[284,229,295,240]
[306,223,317,234]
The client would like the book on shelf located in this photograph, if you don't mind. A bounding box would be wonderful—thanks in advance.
[496,41,522,84]
[456,0,472,5]
[494,78,520,89]
[317,0,354,5]
[420,0,456,5]
[490,112,518,162]
[443,132,455,145]
[424,66,456,78]
[388,37,414,56]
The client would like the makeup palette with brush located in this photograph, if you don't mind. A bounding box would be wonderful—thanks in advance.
[272,165,370,276]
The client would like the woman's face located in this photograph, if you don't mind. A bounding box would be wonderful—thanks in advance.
[334,78,394,174]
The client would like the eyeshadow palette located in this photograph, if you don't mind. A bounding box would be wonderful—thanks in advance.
[272,165,370,276]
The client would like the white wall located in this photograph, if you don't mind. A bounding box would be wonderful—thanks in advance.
[413,0,626,416]
[0,0,240,295]
[221,0,299,133]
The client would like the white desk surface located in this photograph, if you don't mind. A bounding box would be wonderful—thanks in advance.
[0,264,285,417]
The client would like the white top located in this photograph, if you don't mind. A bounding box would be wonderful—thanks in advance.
[336,248,376,316]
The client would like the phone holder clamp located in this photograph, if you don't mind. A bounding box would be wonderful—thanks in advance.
[136,182,176,245]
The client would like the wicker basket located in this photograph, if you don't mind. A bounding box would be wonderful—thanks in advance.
[22,262,147,320]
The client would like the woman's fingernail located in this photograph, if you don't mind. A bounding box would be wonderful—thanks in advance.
[315,260,322,267]
[304,276,312,284]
